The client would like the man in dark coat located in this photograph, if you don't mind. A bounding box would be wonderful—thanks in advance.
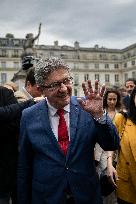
[0,87,37,204]
[123,78,136,111]
[0,86,19,204]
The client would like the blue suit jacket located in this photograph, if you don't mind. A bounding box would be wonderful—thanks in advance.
[18,97,119,204]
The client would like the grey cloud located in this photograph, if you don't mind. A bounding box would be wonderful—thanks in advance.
[0,0,136,48]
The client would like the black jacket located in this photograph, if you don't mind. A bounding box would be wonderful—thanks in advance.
[0,86,19,192]
[122,95,130,111]
[0,99,35,121]
[0,87,35,192]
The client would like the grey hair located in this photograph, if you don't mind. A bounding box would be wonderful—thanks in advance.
[34,57,70,86]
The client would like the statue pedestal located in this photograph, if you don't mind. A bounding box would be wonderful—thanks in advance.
[12,69,27,90]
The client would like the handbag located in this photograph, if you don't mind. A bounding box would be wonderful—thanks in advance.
[99,169,115,197]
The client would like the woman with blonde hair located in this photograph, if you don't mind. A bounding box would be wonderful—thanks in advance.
[107,86,136,204]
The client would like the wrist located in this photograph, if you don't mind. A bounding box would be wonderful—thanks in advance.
[107,156,113,165]
[107,155,112,160]
[93,110,105,121]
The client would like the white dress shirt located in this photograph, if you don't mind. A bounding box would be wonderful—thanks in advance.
[47,100,70,141]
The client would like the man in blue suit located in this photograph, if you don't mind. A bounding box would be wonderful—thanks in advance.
[17,57,119,204]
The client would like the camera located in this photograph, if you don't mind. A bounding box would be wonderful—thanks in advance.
[22,56,35,70]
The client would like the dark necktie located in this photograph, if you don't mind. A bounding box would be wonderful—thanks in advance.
[57,109,69,155]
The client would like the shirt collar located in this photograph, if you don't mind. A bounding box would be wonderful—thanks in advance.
[22,87,33,99]
[46,99,70,116]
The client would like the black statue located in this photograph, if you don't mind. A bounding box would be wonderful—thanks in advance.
[23,23,42,56]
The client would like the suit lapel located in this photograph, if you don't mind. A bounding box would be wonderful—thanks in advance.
[66,97,80,160]
[37,100,65,156]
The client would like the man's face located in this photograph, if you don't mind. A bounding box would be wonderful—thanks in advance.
[125,81,135,95]
[42,69,72,109]
[26,82,42,98]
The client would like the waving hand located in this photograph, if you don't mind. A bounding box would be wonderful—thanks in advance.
[77,80,105,119]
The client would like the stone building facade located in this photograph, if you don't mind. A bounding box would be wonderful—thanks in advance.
[0,35,136,96]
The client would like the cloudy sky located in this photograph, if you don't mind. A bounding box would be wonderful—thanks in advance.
[1,0,136,49]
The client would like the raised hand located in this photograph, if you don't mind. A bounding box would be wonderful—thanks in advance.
[77,80,105,119]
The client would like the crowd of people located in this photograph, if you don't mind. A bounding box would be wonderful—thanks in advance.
[0,57,136,204]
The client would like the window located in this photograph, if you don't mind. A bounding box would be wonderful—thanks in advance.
[84,73,89,82]
[85,63,89,69]
[115,74,119,82]
[74,63,78,69]
[111,55,118,60]
[93,54,97,60]
[1,40,7,46]
[124,63,127,68]
[100,54,107,60]
[105,74,110,82]
[105,64,109,69]
[13,40,20,46]
[95,74,99,81]
[1,61,6,68]
[132,71,136,79]
[124,73,128,82]
[14,62,19,69]
[74,88,78,96]
[95,64,99,69]
[1,73,7,84]
[13,50,19,57]
[74,73,79,85]
[127,53,131,58]
[50,51,54,57]
[131,60,135,66]
[1,50,7,57]
[60,54,67,59]
[114,64,119,69]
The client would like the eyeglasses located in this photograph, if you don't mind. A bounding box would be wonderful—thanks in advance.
[42,76,73,91]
